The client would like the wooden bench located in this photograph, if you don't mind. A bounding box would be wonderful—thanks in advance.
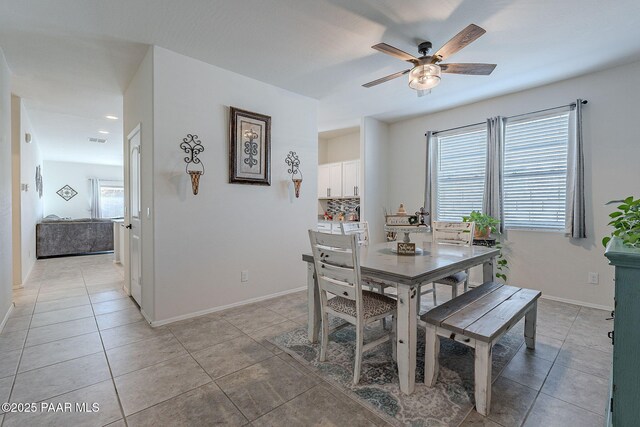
[420,281,541,416]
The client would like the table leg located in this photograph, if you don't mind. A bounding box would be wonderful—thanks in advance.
[483,256,496,283]
[475,341,492,416]
[424,323,440,386]
[396,284,417,394]
[307,262,321,343]
[525,301,537,349]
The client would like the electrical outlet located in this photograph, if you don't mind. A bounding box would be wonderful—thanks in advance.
[241,270,249,282]
[588,272,599,284]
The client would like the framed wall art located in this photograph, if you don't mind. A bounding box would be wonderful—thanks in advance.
[229,107,271,185]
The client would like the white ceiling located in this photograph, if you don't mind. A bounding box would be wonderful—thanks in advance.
[2,0,640,161]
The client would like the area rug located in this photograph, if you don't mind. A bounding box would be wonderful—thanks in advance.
[270,319,525,426]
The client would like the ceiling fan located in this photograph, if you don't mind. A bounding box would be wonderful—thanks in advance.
[363,24,496,96]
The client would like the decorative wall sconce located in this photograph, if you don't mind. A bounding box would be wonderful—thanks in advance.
[285,151,303,198]
[180,134,205,195]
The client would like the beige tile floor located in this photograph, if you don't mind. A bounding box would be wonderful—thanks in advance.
[0,254,612,426]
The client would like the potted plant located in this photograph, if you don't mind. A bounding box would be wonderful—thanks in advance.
[602,196,640,248]
[462,211,500,238]
[461,211,508,282]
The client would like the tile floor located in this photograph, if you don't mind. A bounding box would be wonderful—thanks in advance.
[0,254,612,426]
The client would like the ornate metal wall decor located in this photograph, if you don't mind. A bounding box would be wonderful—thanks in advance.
[229,107,271,185]
[180,134,205,195]
[285,151,303,198]
[56,185,77,201]
[243,129,259,168]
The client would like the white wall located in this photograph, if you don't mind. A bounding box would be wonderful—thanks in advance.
[0,49,13,324]
[361,117,389,244]
[17,98,43,282]
[11,95,21,286]
[43,160,122,218]
[386,60,640,309]
[151,46,318,322]
[123,46,155,320]
[318,131,360,164]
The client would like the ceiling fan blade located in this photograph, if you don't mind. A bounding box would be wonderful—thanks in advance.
[431,24,486,63]
[362,69,410,88]
[372,43,418,63]
[440,63,496,75]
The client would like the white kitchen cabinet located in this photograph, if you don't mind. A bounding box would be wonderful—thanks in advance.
[318,162,343,198]
[317,222,332,233]
[342,160,360,197]
[317,165,331,198]
[317,222,343,234]
[328,163,342,198]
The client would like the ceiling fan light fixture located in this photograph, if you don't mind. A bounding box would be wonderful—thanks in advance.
[408,64,441,91]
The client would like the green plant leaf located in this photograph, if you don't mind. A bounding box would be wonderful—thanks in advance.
[625,196,634,204]
[609,211,623,218]
[602,236,611,247]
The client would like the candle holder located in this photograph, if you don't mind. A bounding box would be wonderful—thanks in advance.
[285,151,302,198]
[180,134,205,195]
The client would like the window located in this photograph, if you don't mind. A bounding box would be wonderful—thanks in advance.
[503,112,570,229]
[436,127,487,221]
[100,182,124,218]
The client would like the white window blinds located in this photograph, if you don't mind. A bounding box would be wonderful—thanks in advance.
[436,127,487,221]
[503,112,570,229]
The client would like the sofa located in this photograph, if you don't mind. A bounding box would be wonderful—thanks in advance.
[36,217,115,258]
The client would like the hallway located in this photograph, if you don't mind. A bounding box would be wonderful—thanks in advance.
[1,254,133,426]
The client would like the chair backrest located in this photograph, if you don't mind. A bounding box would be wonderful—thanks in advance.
[308,230,363,306]
[433,221,475,246]
[340,221,369,246]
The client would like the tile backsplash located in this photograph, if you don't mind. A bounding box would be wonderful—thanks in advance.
[326,198,359,216]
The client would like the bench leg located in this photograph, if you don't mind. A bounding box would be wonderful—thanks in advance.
[424,323,440,386]
[525,301,537,350]
[475,341,492,416]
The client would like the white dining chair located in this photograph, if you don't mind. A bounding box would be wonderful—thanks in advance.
[341,221,394,326]
[429,221,475,305]
[308,230,397,385]
[340,221,369,246]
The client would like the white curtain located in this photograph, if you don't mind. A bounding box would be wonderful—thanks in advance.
[89,178,101,219]
[565,100,586,238]
[424,131,436,226]
[483,116,506,233]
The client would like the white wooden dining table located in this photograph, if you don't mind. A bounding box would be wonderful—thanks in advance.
[302,240,500,395]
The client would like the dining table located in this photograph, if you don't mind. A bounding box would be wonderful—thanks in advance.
[302,240,500,395]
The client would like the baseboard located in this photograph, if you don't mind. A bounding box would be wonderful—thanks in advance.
[148,286,307,327]
[469,281,613,311]
[540,294,613,311]
[0,304,15,333]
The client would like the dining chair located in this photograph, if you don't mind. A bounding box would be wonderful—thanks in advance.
[340,221,395,327]
[429,221,475,305]
[340,221,369,246]
[308,230,397,385]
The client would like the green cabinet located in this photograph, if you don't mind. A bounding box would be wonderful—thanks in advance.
[604,238,640,427]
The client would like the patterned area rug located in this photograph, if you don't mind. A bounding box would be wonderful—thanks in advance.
[271,319,524,426]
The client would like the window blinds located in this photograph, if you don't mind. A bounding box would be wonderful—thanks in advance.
[436,127,487,221]
[503,112,570,229]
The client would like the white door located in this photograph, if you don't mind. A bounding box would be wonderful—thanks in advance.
[342,160,360,197]
[127,126,142,305]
